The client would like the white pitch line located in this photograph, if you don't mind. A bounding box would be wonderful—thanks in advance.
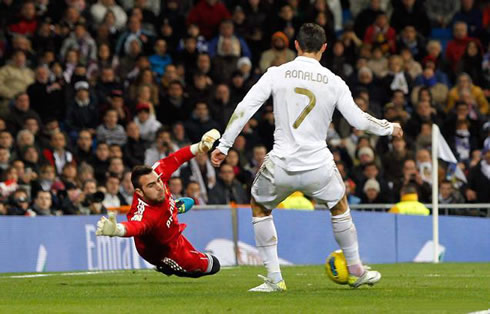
[4,270,126,279]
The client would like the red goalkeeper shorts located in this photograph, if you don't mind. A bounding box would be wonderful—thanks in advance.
[156,235,217,277]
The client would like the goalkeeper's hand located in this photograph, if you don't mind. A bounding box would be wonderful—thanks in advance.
[191,129,221,154]
[96,211,126,237]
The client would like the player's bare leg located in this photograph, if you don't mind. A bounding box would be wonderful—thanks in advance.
[249,197,286,292]
[330,195,381,288]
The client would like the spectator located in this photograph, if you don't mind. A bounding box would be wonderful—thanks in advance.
[442,102,482,147]
[94,67,121,107]
[73,130,93,165]
[133,103,161,142]
[381,55,413,100]
[186,0,231,40]
[7,1,37,36]
[123,121,147,168]
[425,0,460,28]
[397,25,427,63]
[456,40,485,87]
[157,80,192,126]
[185,181,206,205]
[184,102,220,143]
[362,179,383,203]
[149,39,172,80]
[60,182,81,215]
[91,142,110,183]
[103,174,127,209]
[367,46,388,78]
[115,15,152,56]
[270,4,299,42]
[400,48,422,80]
[356,161,392,202]
[6,92,41,136]
[439,180,465,204]
[445,21,480,72]
[169,177,184,199]
[389,184,430,215]
[208,84,236,129]
[393,159,432,203]
[354,0,386,37]
[446,73,488,115]
[382,136,415,182]
[405,100,442,140]
[105,90,131,126]
[390,0,430,37]
[172,122,191,148]
[208,164,248,204]
[210,37,239,84]
[259,32,295,73]
[144,128,179,166]
[344,179,361,205]
[43,131,74,175]
[412,61,450,107]
[29,190,55,216]
[451,0,482,37]
[0,51,34,116]
[79,180,107,215]
[465,148,490,203]
[7,188,35,216]
[65,81,99,135]
[363,13,396,54]
[30,164,55,198]
[450,119,479,165]
[181,153,216,200]
[119,170,133,205]
[60,23,97,64]
[129,69,159,106]
[96,109,127,146]
[91,0,127,30]
[22,146,41,175]
[107,157,125,179]
[244,145,267,177]
[87,43,119,81]
[27,65,65,123]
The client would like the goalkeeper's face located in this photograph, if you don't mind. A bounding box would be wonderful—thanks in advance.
[137,171,166,204]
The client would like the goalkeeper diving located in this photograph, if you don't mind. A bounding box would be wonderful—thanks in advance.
[96,129,221,278]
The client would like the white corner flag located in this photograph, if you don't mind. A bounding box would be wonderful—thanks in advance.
[437,128,467,183]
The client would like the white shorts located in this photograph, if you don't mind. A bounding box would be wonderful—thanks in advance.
[251,156,345,210]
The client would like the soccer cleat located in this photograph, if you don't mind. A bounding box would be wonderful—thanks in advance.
[176,197,195,214]
[248,275,287,292]
[348,269,381,288]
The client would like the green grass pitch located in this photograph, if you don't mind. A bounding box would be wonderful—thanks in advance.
[0,263,488,313]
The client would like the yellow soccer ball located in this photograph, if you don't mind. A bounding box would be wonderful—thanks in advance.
[325,250,349,285]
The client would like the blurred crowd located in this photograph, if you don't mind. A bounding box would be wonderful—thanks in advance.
[0,0,488,217]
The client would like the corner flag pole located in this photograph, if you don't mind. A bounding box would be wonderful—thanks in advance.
[431,124,440,263]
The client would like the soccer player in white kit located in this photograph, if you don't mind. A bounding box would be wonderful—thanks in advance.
[211,23,403,292]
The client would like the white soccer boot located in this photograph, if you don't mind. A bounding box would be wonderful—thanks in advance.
[348,269,381,288]
[248,275,287,292]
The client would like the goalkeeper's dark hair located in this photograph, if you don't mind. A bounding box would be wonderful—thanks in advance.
[296,23,326,53]
[131,165,153,190]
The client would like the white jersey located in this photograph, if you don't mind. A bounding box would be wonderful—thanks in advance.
[217,56,394,172]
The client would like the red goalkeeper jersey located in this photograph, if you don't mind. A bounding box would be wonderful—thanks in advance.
[120,146,195,265]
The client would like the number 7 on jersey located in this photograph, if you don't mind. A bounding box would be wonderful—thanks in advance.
[293,87,316,129]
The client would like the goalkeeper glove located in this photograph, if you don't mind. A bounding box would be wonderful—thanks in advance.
[96,211,126,237]
[191,129,221,154]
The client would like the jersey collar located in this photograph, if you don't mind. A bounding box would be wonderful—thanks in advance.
[295,56,321,64]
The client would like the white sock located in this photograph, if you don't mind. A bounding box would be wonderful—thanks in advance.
[253,216,283,283]
[331,208,364,276]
